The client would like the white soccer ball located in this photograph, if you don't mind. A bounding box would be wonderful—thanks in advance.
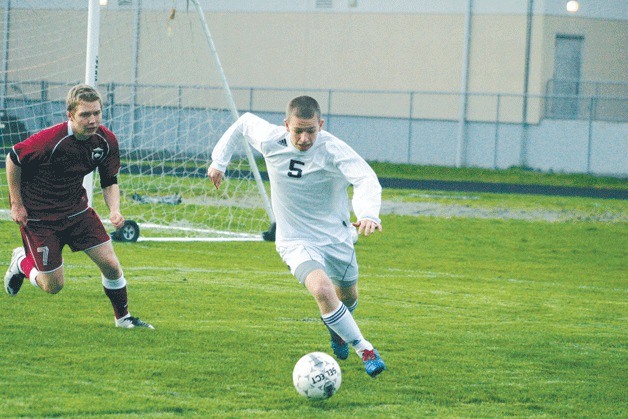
[292,352,342,400]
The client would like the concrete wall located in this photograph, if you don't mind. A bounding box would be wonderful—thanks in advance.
[1,1,626,176]
[2,2,627,121]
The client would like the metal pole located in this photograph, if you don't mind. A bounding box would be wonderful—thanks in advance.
[85,0,100,86]
[130,0,141,149]
[190,0,275,224]
[493,94,501,169]
[107,82,115,128]
[83,0,101,205]
[176,84,182,156]
[586,96,594,174]
[456,0,472,168]
[1,0,11,109]
[521,0,534,167]
[407,91,414,164]
[326,89,332,131]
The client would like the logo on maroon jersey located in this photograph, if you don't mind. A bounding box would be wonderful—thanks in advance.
[92,147,104,162]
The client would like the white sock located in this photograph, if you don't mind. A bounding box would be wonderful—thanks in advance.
[29,270,40,288]
[102,274,127,290]
[321,303,373,353]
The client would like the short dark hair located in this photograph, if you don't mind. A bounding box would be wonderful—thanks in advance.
[286,96,321,121]
[66,84,102,114]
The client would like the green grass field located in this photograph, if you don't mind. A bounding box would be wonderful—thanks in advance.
[0,167,626,417]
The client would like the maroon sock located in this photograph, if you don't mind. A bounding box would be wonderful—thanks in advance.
[19,254,36,277]
[104,286,129,319]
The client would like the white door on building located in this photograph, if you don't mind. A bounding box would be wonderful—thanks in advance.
[551,35,584,119]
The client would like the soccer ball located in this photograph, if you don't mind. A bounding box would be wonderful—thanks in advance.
[292,352,342,400]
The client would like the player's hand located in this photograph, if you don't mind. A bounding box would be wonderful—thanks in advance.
[110,211,125,230]
[207,167,225,189]
[352,219,382,237]
[10,204,28,227]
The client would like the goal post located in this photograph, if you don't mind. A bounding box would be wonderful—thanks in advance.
[82,0,100,206]
[0,1,275,242]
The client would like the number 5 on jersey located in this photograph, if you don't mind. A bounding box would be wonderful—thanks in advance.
[288,159,304,178]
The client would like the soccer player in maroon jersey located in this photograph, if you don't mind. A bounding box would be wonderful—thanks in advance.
[4,84,153,329]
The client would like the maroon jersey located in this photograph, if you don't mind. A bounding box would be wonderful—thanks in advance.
[10,121,120,221]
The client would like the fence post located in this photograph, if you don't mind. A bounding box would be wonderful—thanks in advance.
[586,96,594,174]
[407,91,414,164]
[40,80,50,127]
[176,84,183,156]
[327,89,333,131]
[106,82,115,129]
[493,94,501,169]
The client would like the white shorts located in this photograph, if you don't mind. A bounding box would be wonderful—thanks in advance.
[277,240,359,287]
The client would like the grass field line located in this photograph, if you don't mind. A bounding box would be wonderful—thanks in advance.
[59,262,466,280]
[63,262,619,292]
[6,261,624,295]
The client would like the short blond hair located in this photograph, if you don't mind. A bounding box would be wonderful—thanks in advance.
[66,84,102,114]
[286,96,321,121]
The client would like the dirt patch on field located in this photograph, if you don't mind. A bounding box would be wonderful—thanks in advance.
[114,193,625,224]
[380,201,626,223]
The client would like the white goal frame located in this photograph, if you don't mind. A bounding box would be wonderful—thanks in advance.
[81,0,275,242]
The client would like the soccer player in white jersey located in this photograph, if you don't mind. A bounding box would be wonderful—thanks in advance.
[208,96,386,377]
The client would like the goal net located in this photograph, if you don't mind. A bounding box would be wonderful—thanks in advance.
[0,1,274,242]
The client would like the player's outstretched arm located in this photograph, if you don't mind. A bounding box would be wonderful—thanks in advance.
[103,184,125,229]
[352,219,382,237]
[207,167,225,189]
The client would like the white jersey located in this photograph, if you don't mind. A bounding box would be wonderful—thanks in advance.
[211,112,382,247]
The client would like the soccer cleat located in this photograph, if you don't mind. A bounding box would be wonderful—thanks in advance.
[115,315,154,329]
[4,247,26,296]
[330,333,349,360]
[362,348,386,378]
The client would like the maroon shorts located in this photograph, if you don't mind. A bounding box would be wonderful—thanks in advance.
[21,208,111,273]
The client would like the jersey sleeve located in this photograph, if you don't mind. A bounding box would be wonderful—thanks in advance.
[328,139,382,224]
[11,130,51,169]
[97,127,121,188]
[210,112,282,172]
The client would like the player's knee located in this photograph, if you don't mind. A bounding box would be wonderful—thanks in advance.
[48,284,63,294]
[41,280,64,294]
[100,264,122,280]
[337,284,358,304]
[341,297,357,310]
[295,260,325,285]
[306,276,336,302]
